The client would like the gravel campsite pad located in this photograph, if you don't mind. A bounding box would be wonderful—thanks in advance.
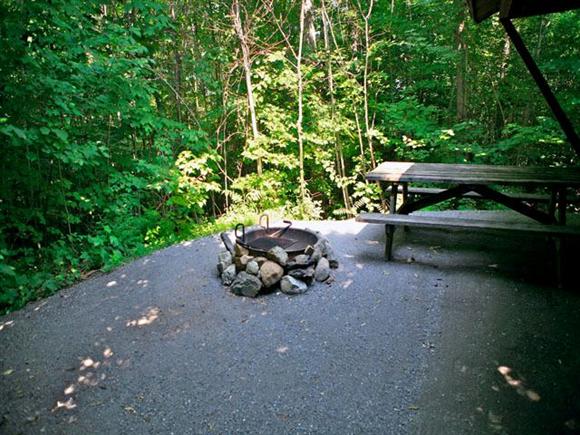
[1,219,579,434]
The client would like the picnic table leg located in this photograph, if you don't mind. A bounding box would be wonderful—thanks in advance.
[554,237,563,289]
[386,183,398,259]
[385,224,395,260]
[557,187,567,225]
[389,183,398,214]
[401,183,410,232]
[548,187,558,219]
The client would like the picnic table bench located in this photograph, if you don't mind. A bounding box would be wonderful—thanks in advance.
[356,161,580,286]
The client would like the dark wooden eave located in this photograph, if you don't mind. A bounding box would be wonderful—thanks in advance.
[467,0,580,23]
[467,0,580,155]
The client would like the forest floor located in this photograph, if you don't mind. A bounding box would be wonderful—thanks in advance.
[1,216,579,434]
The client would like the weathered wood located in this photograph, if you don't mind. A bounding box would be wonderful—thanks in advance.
[385,224,395,260]
[467,184,555,224]
[501,18,580,155]
[356,213,580,237]
[385,185,568,203]
[389,183,398,215]
[397,185,474,215]
[558,187,567,225]
[367,162,580,186]
[357,211,580,287]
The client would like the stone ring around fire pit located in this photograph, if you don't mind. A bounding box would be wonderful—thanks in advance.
[217,217,338,298]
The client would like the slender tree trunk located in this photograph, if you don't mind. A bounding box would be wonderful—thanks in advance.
[322,0,352,212]
[361,0,377,168]
[455,0,467,121]
[232,0,262,175]
[354,111,367,177]
[297,0,307,201]
[304,0,317,50]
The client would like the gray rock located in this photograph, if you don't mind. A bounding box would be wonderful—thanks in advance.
[217,251,233,275]
[280,276,308,295]
[221,264,237,286]
[235,254,254,272]
[266,246,288,266]
[286,254,314,270]
[231,272,262,298]
[311,246,323,263]
[246,260,259,275]
[234,243,249,257]
[304,245,315,256]
[288,266,315,284]
[314,257,330,282]
[254,256,268,267]
[324,244,339,269]
[260,261,284,287]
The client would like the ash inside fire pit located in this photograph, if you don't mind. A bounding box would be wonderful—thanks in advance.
[217,223,338,298]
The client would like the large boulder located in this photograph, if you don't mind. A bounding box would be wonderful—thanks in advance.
[260,261,284,287]
[231,272,262,298]
[280,276,308,295]
[267,246,288,266]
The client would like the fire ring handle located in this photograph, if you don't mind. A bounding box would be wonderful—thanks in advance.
[235,223,246,242]
[259,214,270,229]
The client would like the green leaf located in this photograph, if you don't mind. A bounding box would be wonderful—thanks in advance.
[52,129,69,142]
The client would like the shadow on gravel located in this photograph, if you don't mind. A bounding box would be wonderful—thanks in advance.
[0,220,578,434]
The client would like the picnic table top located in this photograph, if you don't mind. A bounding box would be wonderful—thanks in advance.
[366,161,580,187]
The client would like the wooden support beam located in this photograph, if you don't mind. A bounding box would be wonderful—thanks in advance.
[501,18,580,155]
[468,184,556,224]
[397,184,474,214]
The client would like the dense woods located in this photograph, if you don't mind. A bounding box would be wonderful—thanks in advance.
[1,0,578,311]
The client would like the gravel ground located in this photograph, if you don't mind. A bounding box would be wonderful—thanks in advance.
[1,215,579,434]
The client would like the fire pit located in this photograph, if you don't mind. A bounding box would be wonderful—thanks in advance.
[230,217,319,256]
[217,216,338,298]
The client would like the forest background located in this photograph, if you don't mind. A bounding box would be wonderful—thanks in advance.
[1,0,578,312]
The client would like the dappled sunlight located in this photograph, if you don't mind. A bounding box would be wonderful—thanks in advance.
[106,280,117,287]
[498,365,541,402]
[342,279,353,289]
[52,397,77,412]
[181,240,193,247]
[52,344,115,413]
[34,301,48,311]
[0,320,15,332]
[276,346,289,354]
[137,279,149,288]
[80,357,99,370]
[126,307,160,327]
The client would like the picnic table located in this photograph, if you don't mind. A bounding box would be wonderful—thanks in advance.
[356,161,580,286]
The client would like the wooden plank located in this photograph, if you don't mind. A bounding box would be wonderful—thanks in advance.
[385,185,566,202]
[356,213,580,236]
[367,162,580,186]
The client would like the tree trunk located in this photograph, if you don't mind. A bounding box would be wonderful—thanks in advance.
[296,0,307,201]
[361,0,377,168]
[232,0,262,175]
[455,0,467,121]
[322,0,352,212]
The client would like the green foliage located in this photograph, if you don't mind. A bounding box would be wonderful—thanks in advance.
[1,0,578,312]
